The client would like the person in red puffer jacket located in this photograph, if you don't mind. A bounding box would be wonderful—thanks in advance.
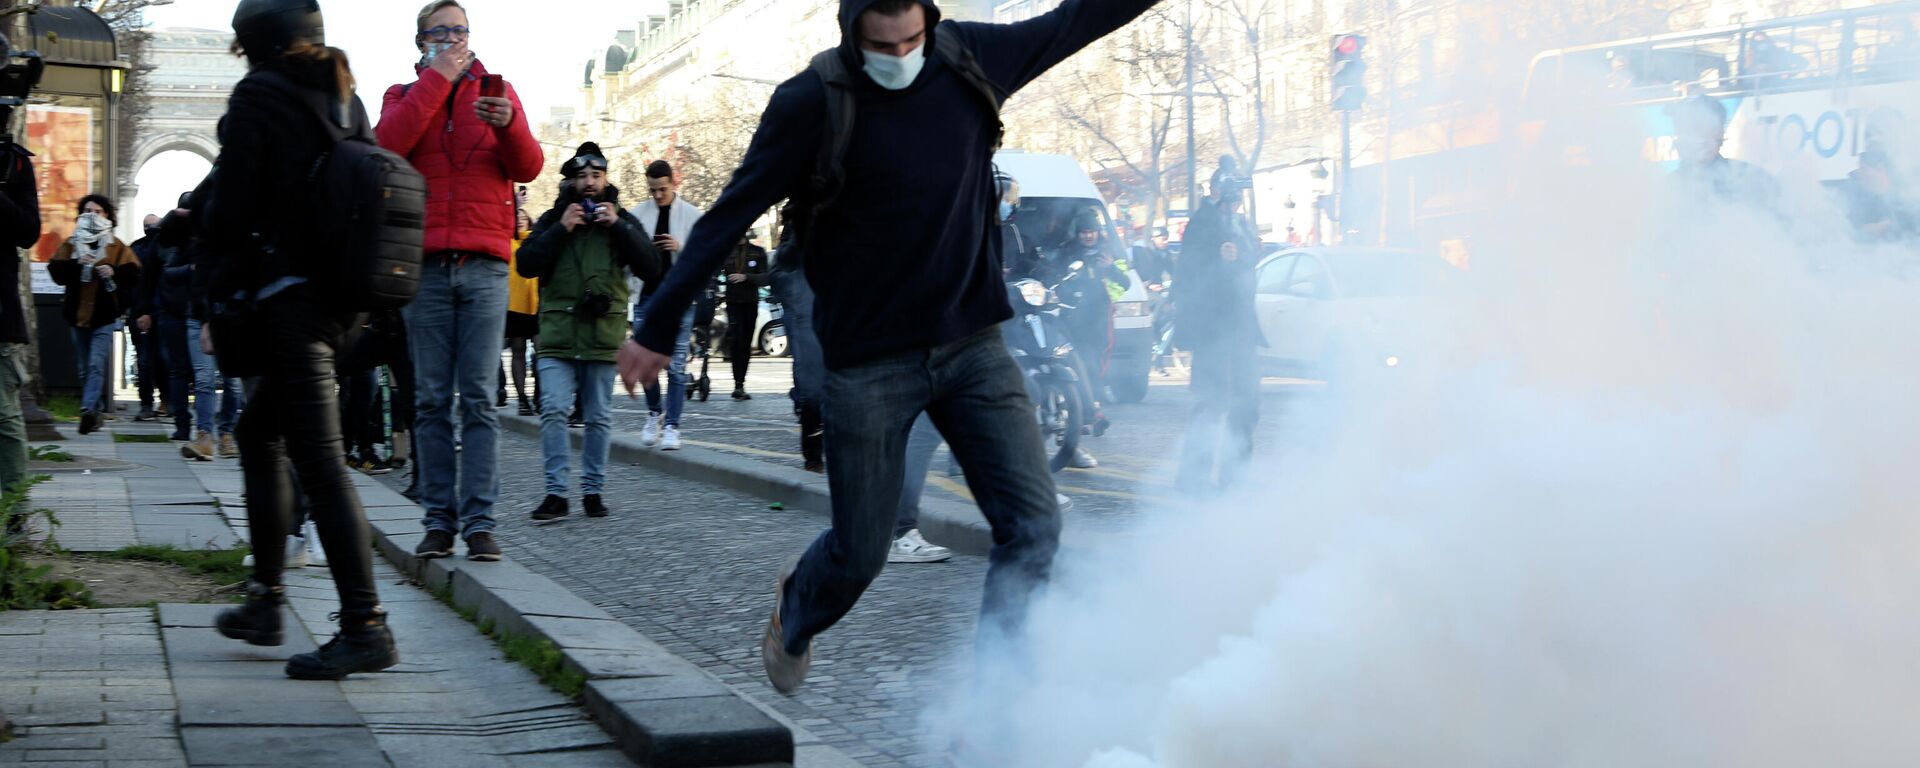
[378,0,543,564]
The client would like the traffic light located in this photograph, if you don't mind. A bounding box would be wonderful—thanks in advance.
[1331,33,1367,111]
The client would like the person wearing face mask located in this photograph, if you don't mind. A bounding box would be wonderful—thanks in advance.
[619,0,1158,698]
[48,195,141,435]
[516,144,660,524]
[1174,165,1264,496]
[378,0,543,563]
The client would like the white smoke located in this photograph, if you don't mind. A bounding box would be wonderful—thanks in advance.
[932,77,1920,768]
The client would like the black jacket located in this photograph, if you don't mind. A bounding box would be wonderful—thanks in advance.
[0,147,39,344]
[631,0,1158,370]
[202,57,372,304]
[1176,197,1263,349]
[137,212,199,319]
[722,242,770,308]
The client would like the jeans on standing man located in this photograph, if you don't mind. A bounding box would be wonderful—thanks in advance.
[184,317,243,439]
[633,300,693,427]
[154,313,193,439]
[406,257,509,539]
[536,359,613,497]
[71,320,121,413]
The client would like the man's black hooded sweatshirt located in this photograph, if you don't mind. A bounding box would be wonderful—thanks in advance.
[633,0,1158,370]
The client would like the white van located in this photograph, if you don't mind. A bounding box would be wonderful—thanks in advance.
[992,150,1154,403]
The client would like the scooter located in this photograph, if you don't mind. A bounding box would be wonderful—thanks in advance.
[1004,262,1092,473]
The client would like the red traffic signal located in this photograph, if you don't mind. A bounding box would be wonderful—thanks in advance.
[1330,34,1368,111]
[1335,34,1362,55]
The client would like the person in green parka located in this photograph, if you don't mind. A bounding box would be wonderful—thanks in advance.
[515,143,662,524]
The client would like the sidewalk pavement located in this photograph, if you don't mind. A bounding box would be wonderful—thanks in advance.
[0,422,638,767]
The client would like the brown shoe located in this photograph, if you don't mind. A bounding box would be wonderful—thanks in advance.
[181,432,214,462]
[217,434,239,459]
[762,558,811,694]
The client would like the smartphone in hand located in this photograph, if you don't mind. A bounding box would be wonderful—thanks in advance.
[481,74,505,98]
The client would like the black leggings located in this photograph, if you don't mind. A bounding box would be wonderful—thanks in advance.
[234,292,378,613]
[726,303,756,386]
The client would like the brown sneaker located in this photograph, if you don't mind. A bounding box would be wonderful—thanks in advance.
[465,532,502,562]
[181,432,214,462]
[217,433,239,458]
[762,558,811,694]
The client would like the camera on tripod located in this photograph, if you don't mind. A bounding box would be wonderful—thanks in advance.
[0,31,46,185]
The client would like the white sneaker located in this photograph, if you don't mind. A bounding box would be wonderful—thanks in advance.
[660,425,681,451]
[1071,448,1099,469]
[1056,493,1075,513]
[303,523,328,568]
[888,529,952,564]
[640,413,662,446]
[242,534,307,568]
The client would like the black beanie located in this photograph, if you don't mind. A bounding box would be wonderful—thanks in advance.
[561,142,609,178]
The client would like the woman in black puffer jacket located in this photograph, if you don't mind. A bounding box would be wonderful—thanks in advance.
[201,0,396,681]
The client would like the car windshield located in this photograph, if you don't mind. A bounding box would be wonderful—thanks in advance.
[1331,252,1459,297]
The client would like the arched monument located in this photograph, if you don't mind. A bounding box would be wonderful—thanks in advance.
[118,28,244,227]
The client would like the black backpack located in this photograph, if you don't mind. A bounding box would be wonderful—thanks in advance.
[805,21,1007,225]
[262,71,427,311]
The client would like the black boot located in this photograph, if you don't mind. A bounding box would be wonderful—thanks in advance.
[531,494,570,525]
[582,494,609,518]
[216,581,286,647]
[286,608,398,680]
[799,405,825,474]
[401,466,420,502]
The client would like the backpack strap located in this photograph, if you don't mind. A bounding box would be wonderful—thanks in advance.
[807,49,859,225]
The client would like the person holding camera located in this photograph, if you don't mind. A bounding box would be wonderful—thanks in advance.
[49,195,141,436]
[379,0,543,562]
[516,143,660,524]
[1174,165,1265,495]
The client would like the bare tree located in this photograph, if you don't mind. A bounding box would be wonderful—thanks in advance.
[1194,0,1279,216]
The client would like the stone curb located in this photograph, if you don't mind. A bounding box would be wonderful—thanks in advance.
[499,412,997,556]
[351,476,795,767]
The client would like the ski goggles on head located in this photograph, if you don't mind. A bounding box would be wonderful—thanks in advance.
[567,155,608,176]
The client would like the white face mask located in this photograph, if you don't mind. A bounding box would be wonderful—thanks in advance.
[862,41,926,91]
[422,41,453,66]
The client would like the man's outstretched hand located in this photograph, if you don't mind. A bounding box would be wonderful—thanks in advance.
[618,340,669,397]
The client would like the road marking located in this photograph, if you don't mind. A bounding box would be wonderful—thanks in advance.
[680,439,798,461]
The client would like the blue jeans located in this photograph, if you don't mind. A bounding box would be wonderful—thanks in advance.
[405,257,509,537]
[155,312,193,436]
[184,318,243,435]
[70,321,121,413]
[769,265,825,410]
[780,328,1060,654]
[535,358,614,496]
[634,299,693,427]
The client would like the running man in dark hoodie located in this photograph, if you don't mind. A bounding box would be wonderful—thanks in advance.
[619,0,1159,694]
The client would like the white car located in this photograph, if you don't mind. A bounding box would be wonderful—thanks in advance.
[1254,247,1461,384]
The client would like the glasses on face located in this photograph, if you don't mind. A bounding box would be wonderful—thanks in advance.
[422,25,470,42]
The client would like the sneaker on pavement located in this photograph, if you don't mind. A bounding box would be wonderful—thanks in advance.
[640,413,662,446]
[303,524,328,568]
[531,495,570,525]
[241,534,306,568]
[285,608,397,680]
[182,432,215,462]
[1056,493,1075,513]
[582,494,609,518]
[78,410,100,436]
[465,532,502,562]
[568,409,584,428]
[414,530,455,559]
[1071,448,1099,469]
[731,386,752,401]
[888,529,952,564]
[762,559,811,694]
[217,433,239,459]
[357,452,392,475]
[168,429,190,442]
[134,405,157,422]
[660,425,682,451]
[517,399,534,416]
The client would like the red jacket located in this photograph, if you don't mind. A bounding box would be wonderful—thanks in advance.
[378,61,543,262]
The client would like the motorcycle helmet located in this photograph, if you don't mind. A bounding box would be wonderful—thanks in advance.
[232,0,325,63]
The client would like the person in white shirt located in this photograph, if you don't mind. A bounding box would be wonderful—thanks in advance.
[627,160,703,450]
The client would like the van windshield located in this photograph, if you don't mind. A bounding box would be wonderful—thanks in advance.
[1011,197,1129,268]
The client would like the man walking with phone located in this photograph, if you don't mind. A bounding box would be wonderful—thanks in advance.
[628,160,702,451]
[620,0,1160,698]
[379,0,543,562]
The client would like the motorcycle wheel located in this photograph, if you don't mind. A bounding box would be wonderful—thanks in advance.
[1036,377,1084,474]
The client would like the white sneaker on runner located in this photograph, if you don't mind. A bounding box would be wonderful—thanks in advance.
[284,534,308,569]
[1071,448,1099,469]
[888,529,952,564]
[640,413,662,446]
[660,425,682,451]
[1055,493,1075,513]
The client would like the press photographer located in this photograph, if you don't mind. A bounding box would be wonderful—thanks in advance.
[514,142,660,524]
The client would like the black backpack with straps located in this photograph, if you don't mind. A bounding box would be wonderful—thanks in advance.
[259,70,427,312]
[804,21,1008,226]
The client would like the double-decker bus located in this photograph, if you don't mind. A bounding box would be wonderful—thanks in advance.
[1520,2,1920,185]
